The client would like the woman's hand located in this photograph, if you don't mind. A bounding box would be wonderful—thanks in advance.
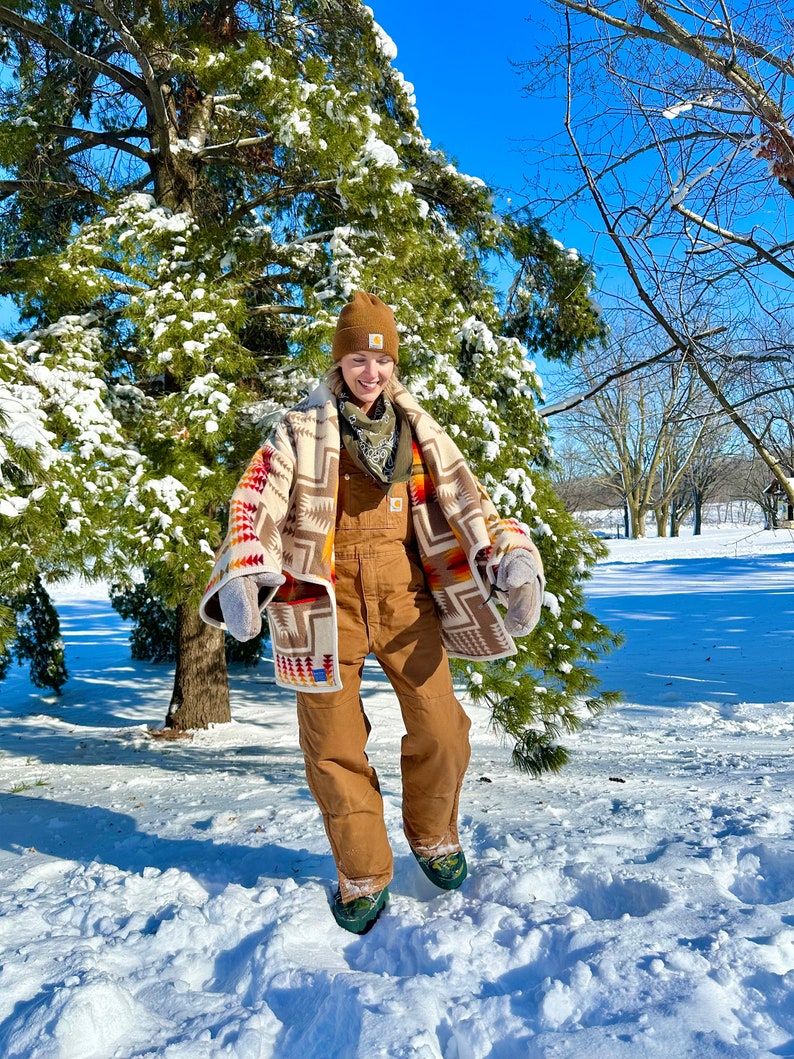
[219,571,285,641]
[496,550,543,637]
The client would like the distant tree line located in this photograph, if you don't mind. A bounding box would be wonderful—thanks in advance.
[544,318,792,537]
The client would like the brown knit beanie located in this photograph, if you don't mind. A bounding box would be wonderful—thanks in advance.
[332,292,399,363]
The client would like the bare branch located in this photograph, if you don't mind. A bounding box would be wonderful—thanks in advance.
[672,202,794,279]
[541,327,726,417]
[557,0,794,195]
[555,0,794,80]
[560,9,794,506]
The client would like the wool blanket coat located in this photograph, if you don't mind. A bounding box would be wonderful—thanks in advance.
[200,381,544,693]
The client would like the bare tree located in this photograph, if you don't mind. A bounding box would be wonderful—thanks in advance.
[528,0,794,507]
[548,437,620,520]
[664,417,737,534]
[553,320,720,536]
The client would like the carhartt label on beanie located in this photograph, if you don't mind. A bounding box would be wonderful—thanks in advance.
[332,292,399,362]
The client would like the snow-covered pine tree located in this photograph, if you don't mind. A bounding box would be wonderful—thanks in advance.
[0,343,77,693]
[0,0,618,770]
[0,326,125,680]
[0,341,48,659]
[11,575,68,694]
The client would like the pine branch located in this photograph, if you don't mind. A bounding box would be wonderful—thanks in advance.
[0,179,106,205]
[91,0,170,137]
[247,304,308,316]
[228,179,338,222]
[0,4,149,106]
[48,123,151,163]
[195,135,274,161]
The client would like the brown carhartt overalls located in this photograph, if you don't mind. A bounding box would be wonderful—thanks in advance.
[296,446,471,901]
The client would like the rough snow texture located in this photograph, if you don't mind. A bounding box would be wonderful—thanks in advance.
[2,526,794,1056]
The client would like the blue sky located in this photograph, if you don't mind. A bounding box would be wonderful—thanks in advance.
[369,2,589,386]
[368,0,601,338]
[369,2,572,229]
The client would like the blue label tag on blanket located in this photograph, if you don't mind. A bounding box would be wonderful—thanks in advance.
[312,668,327,683]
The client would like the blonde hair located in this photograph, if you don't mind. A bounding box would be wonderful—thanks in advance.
[324,363,400,400]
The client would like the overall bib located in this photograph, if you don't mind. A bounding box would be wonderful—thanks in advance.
[296,446,471,901]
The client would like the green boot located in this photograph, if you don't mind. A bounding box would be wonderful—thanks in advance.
[331,886,389,934]
[412,849,468,891]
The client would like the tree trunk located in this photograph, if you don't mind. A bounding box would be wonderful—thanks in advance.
[166,604,230,730]
[693,490,703,535]
[627,499,646,538]
[655,503,669,536]
[764,499,778,530]
[147,78,226,731]
[669,497,680,537]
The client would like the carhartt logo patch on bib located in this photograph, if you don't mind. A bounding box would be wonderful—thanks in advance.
[368,333,384,350]
[390,496,404,513]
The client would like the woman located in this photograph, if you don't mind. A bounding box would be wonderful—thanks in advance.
[200,292,544,934]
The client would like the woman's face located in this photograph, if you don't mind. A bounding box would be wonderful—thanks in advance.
[339,350,395,415]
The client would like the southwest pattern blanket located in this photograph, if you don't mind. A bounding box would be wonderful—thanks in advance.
[200,382,543,692]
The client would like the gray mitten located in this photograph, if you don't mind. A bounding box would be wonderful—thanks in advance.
[218,571,285,642]
[496,549,542,637]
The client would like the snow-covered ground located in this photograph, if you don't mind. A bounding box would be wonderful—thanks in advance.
[3,525,794,1058]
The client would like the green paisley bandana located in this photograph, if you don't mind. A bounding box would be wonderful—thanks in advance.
[337,390,413,486]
